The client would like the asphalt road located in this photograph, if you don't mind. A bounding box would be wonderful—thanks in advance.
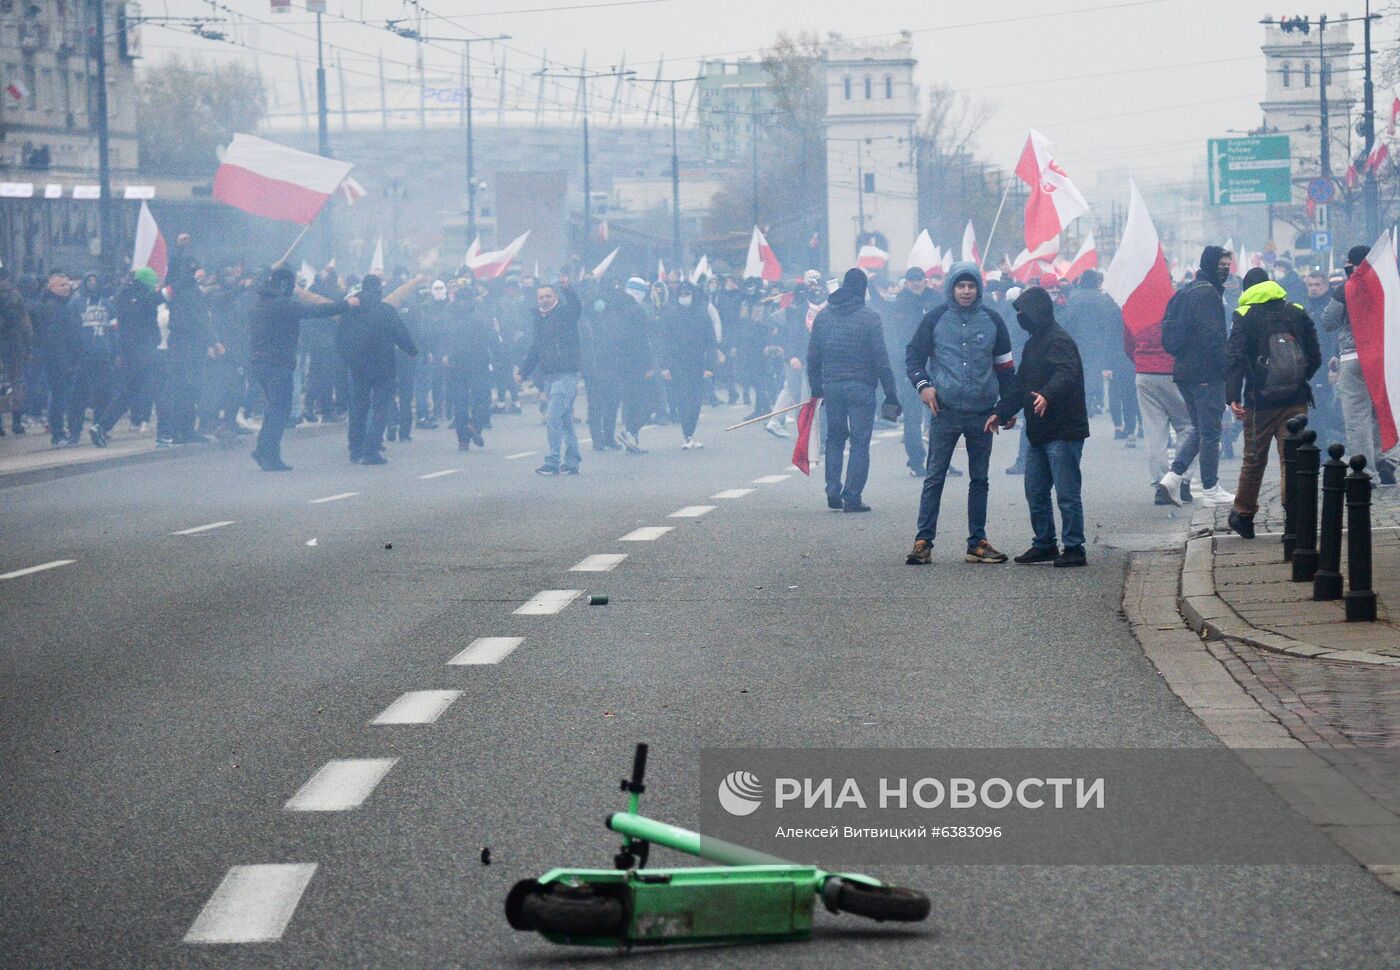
[3,402,1399,968]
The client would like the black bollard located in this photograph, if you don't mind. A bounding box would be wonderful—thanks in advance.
[1345,454,1377,623]
[1281,415,1307,561]
[1313,443,1347,601]
[1292,430,1320,582]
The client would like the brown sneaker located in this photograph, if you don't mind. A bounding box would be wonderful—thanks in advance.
[905,539,932,565]
[964,540,1008,564]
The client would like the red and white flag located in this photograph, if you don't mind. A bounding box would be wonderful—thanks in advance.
[1390,97,1400,137]
[130,200,168,281]
[339,175,366,206]
[1015,129,1090,252]
[1063,233,1098,282]
[368,237,384,276]
[467,231,529,279]
[691,253,711,284]
[213,133,354,224]
[1345,229,1400,451]
[1347,162,1361,190]
[940,250,954,275]
[744,226,782,282]
[905,229,939,276]
[1009,235,1060,283]
[596,220,610,244]
[1103,179,1175,355]
[790,397,821,476]
[5,79,27,103]
[961,220,981,267]
[1366,139,1391,174]
[657,257,667,281]
[591,246,619,278]
[856,244,889,271]
[464,236,482,265]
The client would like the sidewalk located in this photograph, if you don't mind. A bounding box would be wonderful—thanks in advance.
[1181,479,1400,664]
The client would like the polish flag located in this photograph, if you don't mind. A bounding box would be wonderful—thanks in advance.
[1103,179,1176,356]
[940,250,954,274]
[1366,140,1391,174]
[1015,129,1090,251]
[1063,233,1098,282]
[744,226,782,282]
[591,246,619,278]
[213,133,354,225]
[130,200,167,281]
[597,219,610,244]
[369,237,385,276]
[464,236,482,266]
[790,397,821,476]
[657,257,667,281]
[691,253,711,284]
[5,79,27,103]
[961,220,981,267]
[1345,229,1400,451]
[1009,235,1061,283]
[1347,163,1361,190]
[856,244,889,270]
[467,231,529,279]
[339,175,367,206]
[1390,97,1400,137]
[905,229,939,276]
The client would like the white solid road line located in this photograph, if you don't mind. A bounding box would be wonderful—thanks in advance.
[669,505,715,518]
[418,469,461,480]
[504,451,538,460]
[183,863,318,944]
[571,553,628,572]
[711,488,754,499]
[309,491,359,505]
[448,636,525,665]
[514,589,583,615]
[284,758,398,812]
[171,520,236,536]
[0,559,75,581]
[620,526,673,541]
[753,475,791,484]
[370,690,462,725]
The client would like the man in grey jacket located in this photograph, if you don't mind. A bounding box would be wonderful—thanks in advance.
[1323,244,1398,483]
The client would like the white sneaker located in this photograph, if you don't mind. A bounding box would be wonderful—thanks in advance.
[1199,484,1235,507]
[688,437,703,450]
[1156,470,1183,507]
[765,421,791,438]
[681,437,693,450]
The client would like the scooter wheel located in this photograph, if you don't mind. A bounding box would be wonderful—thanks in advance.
[823,878,931,923]
[511,882,626,937]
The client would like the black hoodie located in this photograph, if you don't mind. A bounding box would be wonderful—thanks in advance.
[996,287,1089,444]
[1164,246,1230,383]
[806,269,899,400]
[335,286,418,381]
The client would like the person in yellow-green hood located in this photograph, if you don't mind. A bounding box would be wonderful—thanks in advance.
[1224,267,1322,539]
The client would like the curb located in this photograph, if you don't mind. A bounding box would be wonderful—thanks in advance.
[1177,505,1400,667]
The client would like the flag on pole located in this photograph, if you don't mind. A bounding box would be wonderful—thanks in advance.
[1009,236,1059,283]
[790,398,821,476]
[1366,139,1391,174]
[744,226,782,281]
[464,236,482,266]
[467,231,530,279]
[5,79,27,103]
[1390,97,1400,137]
[339,175,367,206]
[1347,162,1361,190]
[1015,129,1091,251]
[596,220,610,244]
[591,246,620,278]
[940,250,954,275]
[369,237,384,276]
[1103,179,1175,360]
[691,254,711,284]
[905,230,939,276]
[213,133,354,224]
[1348,229,1400,451]
[130,200,168,281]
[1063,233,1098,282]
[961,220,981,267]
[657,257,667,281]
[856,244,889,271]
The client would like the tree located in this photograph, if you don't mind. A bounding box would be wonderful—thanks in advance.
[137,57,268,176]
[916,85,1011,262]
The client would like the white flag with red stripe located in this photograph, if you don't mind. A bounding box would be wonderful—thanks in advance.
[1009,235,1060,283]
[691,254,711,284]
[1345,230,1400,451]
[961,220,981,267]
[130,200,168,281]
[1015,129,1090,252]
[591,246,620,278]
[856,244,889,271]
[744,226,782,281]
[905,230,938,276]
[213,133,354,225]
[339,175,367,206]
[1103,179,1175,353]
[464,236,482,266]
[467,231,529,279]
[1063,233,1098,282]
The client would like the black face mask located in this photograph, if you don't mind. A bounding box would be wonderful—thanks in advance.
[1344,264,1355,277]
[1016,310,1035,334]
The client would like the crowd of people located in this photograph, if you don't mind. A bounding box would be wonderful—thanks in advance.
[0,234,1391,560]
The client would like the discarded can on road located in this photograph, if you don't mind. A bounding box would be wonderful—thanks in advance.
[588,594,609,606]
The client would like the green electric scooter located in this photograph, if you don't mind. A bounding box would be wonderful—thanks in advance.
[506,744,931,948]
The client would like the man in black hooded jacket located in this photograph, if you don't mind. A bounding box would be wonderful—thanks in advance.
[807,268,902,512]
[336,274,417,464]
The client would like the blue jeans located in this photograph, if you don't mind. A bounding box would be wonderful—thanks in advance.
[1024,438,1085,552]
[916,409,993,547]
[822,380,876,505]
[542,373,582,471]
[1172,380,1225,489]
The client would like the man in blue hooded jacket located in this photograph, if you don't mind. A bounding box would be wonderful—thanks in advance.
[904,261,1018,565]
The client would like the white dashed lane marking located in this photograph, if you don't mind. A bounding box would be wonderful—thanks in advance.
[183,863,318,944]
[571,553,627,572]
[620,527,673,541]
[284,758,398,812]
[448,637,524,665]
[171,521,235,536]
[309,492,359,505]
[370,690,462,725]
[669,505,715,518]
[418,469,461,480]
[504,451,538,460]
[711,488,754,499]
[514,589,583,615]
[0,559,75,581]
[753,475,791,484]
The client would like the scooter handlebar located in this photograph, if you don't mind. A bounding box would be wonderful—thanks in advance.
[622,743,647,795]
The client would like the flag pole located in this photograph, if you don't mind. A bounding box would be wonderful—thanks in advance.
[980,182,1013,273]
[725,399,809,431]
[277,219,317,268]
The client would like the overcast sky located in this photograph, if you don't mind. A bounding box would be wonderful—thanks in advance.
[143,0,1396,193]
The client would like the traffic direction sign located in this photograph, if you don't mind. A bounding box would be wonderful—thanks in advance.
[1208,136,1292,206]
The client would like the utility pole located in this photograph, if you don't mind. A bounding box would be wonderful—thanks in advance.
[92,0,113,273]
[632,74,703,266]
[856,145,866,237]
[315,10,333,262]
[1318,15,1331,178]
[750,88,759,227]
[1363,0,1381,239]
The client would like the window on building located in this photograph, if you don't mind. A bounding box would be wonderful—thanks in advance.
[864,75,872,99]
[863,172,876,193]
[885,75,893,99]
[1303,61,1312,87]
[24,61,36,110]
[843,76,851,100]
[1282,63,1291,88]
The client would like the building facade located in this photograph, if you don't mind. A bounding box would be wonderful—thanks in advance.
[696,59,772,170]
[1259,16,1357,190]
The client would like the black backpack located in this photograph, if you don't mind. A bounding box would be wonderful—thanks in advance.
[1254,308,1309,406]
[1160,280,1213,357]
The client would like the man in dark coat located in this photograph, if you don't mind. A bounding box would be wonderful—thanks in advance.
[335,274,417,464]
[0,268,30,435]
[808,268,902,512]
[995,286,1090,567]
[660,281,717,449]
[91,267,163,446]
[30,271,83,445]
[517,279,583,475]
[442,285,494,451]
[613,278,657,453]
